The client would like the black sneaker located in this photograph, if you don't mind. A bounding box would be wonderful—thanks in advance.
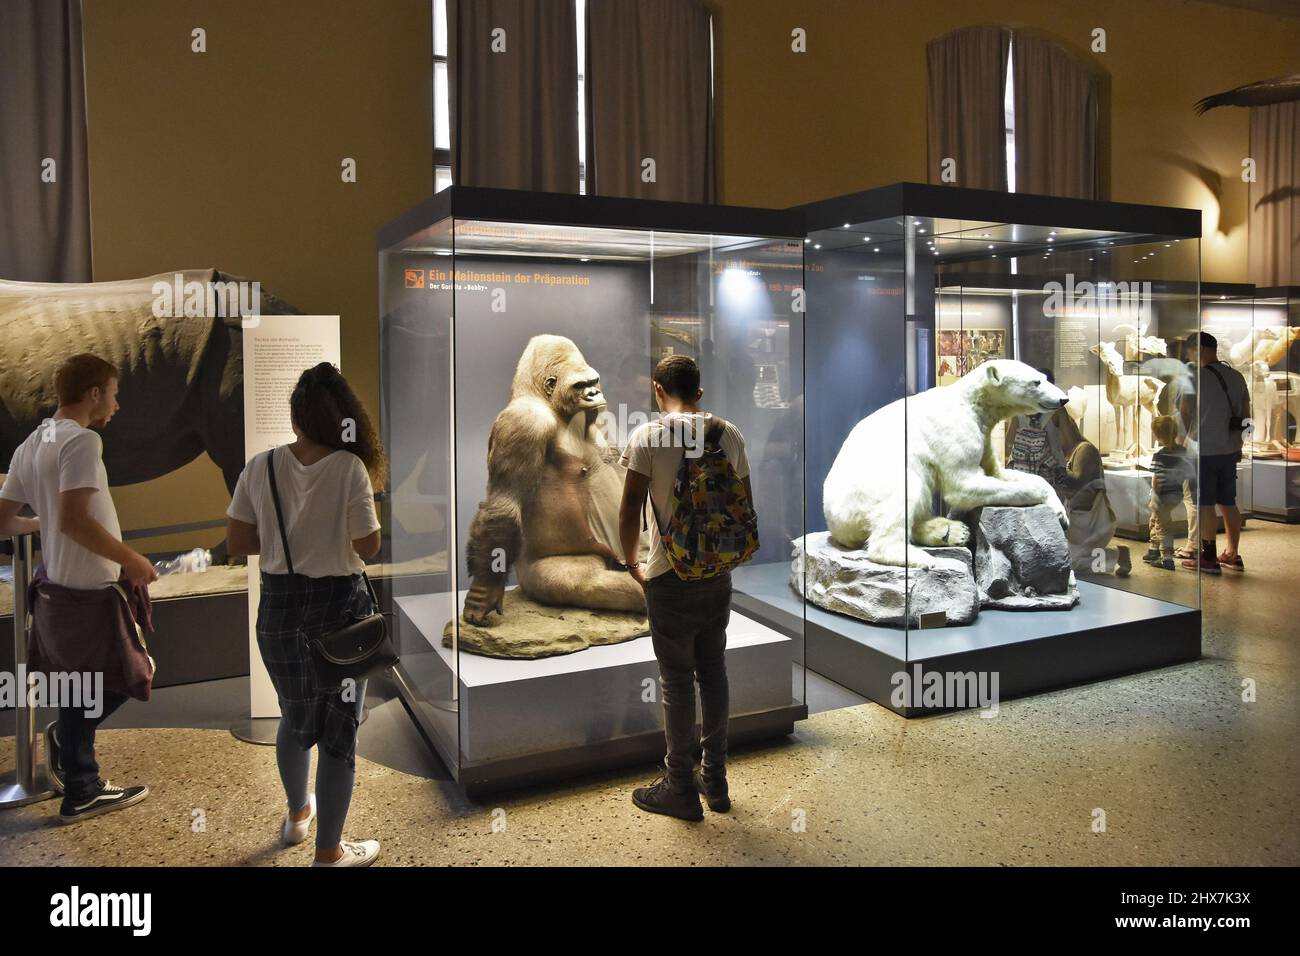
[694,771,731,813]
[1157,557,1175,571]
[1141,549,1162,565]
[44,721,64,794]
[59,780,149,824]
[632,774,703,821]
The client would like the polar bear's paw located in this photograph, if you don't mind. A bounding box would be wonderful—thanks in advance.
[915,517,971,549]
[867,535,938,569]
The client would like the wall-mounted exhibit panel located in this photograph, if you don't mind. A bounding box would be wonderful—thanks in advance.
[378,187,807,792]
[781,184,1203,714]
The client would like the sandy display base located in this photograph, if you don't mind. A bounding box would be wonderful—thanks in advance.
[443,589,648,659]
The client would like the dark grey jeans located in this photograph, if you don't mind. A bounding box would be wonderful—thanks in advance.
[643,570,732,791]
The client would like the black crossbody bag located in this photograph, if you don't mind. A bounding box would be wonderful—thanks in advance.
[265,450,397,684]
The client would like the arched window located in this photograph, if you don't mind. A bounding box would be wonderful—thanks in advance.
[928,26,1101,200]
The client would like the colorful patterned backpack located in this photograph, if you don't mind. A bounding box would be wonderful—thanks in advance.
[658,417,759,580]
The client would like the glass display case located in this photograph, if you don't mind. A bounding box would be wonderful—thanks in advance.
[378,187,808,792]
[1202,284,1300,522]
[788,183,1202,713]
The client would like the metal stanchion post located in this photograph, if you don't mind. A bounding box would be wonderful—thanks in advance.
[1,534,56,809]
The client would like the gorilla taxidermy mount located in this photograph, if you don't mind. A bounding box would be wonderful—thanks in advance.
[462,335,647,626]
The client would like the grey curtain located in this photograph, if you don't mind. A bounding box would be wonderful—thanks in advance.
[0,0,92,281]
[926,26,1010,191]
[448,0,579,191]
[1249,101,1300,287]
[1013,32,1100,200]
[585,0,715,202]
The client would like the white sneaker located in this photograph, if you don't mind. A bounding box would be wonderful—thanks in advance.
[281,794,316,846]
[312,839,380,867]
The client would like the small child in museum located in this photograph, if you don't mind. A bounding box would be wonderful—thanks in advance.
[1145,415,1190,570]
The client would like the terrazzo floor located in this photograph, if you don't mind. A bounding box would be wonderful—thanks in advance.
[1,521,1296,867]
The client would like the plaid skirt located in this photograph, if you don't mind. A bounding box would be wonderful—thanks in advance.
[256,571,372,768]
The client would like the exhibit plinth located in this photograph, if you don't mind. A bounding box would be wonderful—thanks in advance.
[737,562,1199,716]
[393,587,803,794]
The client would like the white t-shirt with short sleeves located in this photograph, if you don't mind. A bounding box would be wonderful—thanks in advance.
[0,418,123,589]
[227,445,380,577]
[620,412,750,581]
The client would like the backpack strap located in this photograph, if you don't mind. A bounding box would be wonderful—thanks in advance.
[265,449,295,575]
[704,416,727,448]
[1204,364,1240,418]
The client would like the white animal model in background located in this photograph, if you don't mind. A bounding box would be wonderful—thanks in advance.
[1251,360,1279,443]
[1112,321,1168,360]
[823,359,1070,568]
[1088,340,1164,457]
[1226,327,1277,370]
[1065,384,1119,449]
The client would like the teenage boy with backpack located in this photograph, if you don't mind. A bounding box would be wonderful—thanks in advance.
[618,355,759,821]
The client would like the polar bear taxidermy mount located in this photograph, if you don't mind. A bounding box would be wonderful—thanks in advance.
[822,359,1070,568]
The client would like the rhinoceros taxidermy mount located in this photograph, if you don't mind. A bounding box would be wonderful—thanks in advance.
[0,269,301,558]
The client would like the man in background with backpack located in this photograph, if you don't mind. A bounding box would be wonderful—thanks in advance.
[618,355,757,822]
[1182,331,1251,575]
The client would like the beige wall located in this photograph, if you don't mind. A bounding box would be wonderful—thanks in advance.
[710,0,1300,280]
[81,0,433,552]
[78,0,1297,552]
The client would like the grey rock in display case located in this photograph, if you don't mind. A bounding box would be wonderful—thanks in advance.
[972,505,1080,611]
[792,531,978,627]
[792,502,1077,628]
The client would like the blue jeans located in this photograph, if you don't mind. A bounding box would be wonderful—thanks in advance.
[644,571,732,791]
[276,679,367,850]
[59,691,128,801]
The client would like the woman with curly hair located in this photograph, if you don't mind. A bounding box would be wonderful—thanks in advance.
[225,362,387,867]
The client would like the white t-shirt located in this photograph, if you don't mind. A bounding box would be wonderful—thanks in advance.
[0,418,123,588]
[620,412,750,580]
[227,445,380,577]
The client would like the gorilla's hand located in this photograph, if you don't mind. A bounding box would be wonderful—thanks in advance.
[464,575,506,626]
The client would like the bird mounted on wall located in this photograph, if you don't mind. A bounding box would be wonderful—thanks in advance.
[1194,73,1300,114]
